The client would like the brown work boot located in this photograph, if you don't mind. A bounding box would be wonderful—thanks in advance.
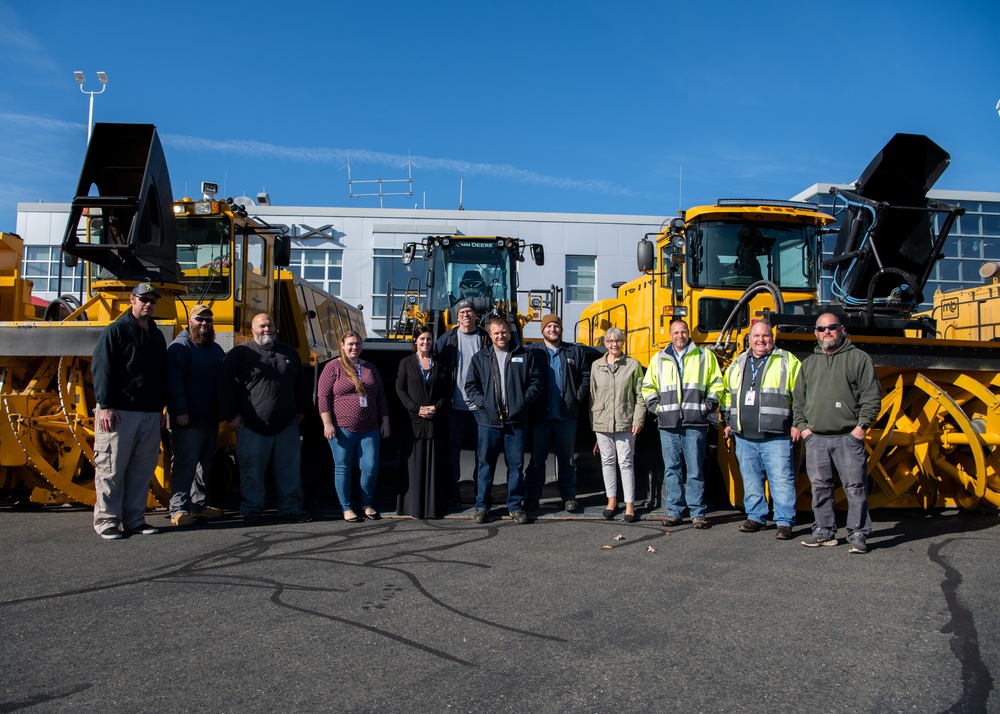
[738,519,764,533]
[193,506,224,520]
[171,512,195,527]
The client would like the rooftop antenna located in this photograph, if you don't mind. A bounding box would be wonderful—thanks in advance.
[458,177,464,210]
[679,165,683,211]
[339,153,419,208]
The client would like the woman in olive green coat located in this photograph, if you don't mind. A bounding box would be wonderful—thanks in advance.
[589,328,645,522]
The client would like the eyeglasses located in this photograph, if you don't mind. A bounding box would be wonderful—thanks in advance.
[193,316,213,323]
[814,323,841,333]
[136,296,158,304]
[604,338,623,344]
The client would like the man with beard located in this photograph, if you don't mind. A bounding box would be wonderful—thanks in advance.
[435,299,489,506]
[91,282,168,540]
[721,320,801,540]
[793,313,881,553]
[219,313,311,524]
[166,304,226,526]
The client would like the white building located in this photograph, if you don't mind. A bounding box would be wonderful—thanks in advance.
[16,186,1000,333]
[15,202,665,340]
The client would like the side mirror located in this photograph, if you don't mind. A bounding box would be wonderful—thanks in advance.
[64,253,78,268]
[402,243,416,265]
[637,239,654,272]
[530,243,545,266]
[273,233,291,267]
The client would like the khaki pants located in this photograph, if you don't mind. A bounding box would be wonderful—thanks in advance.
[92,410,162,533]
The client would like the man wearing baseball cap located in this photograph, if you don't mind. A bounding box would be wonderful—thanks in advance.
[166,304,226,526]
[526,313,590,512]
[91,282,167,540]
[435,298,489,507]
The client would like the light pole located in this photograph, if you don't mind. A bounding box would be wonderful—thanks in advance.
[74,71,108,144]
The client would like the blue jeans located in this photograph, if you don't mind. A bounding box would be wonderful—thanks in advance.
[236,421,303,517]
[526,418,578,501]
[475,422,526,512]
[169,426,217,516]
[329,427,380,512]
[658,426,708,519]
[733,434,796,527]
[447,408,479,487]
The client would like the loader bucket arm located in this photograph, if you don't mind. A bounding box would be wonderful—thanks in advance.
[60,123,180,284]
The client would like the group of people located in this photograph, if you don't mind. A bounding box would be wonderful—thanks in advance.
[648,312,880,553]
[92,289,315,540]
[90,287,880,553]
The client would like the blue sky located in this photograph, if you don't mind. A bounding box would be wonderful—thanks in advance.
[1,0,998,232]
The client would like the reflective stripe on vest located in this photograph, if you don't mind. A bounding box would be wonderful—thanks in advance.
[728,350,793,433]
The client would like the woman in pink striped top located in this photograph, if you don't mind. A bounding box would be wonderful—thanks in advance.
[319,331,390,522]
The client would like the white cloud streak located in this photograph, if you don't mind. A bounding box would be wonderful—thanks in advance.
[162,133,638,198]
[0,112,83,132]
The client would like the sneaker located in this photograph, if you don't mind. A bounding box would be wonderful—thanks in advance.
[775,526,794,541]
[171,512,195,527]
[563,499,581,513]
[509,510,529,525]
[128,523,160,535]
[192,506,223,520]
[801,532,838,547]
[848,538,870,554]
[692,516,710,530]
[738,519,764,533]
[99,526,123,540]
[662,515,682,528]
[472,509,489,524]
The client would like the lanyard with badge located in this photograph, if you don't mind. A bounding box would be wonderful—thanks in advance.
[744,354,768,406]
[356,362,369,408]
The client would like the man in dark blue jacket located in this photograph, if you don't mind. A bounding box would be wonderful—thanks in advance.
[464,317,544,524]
[525,314,590,512]
[166,304,226,526]
[91,283,167,540]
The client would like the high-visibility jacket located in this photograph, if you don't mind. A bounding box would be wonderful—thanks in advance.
[721,348,800,436]
[641,343,722,429]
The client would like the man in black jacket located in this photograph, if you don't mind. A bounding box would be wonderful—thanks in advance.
[434,299,489,505]
[219,313,312,525]
[91,283,168,540]
[525,314,590,512]
[464,317,544,524]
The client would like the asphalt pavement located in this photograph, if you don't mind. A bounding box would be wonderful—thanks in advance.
[1,502,999,713]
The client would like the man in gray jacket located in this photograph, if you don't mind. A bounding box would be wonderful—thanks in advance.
[792,313,881,553]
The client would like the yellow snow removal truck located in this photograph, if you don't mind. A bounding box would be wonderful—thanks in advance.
[579,133,1000,512]
[0,123,365,506]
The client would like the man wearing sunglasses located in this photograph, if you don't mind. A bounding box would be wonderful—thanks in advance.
[91,283,168,540]
[792,313,881,553]
[165,304,226,527]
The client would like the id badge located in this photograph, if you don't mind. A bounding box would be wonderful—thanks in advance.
[744,390,756,406]
[359,395,368,408]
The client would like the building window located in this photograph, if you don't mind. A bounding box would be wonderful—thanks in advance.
[22,245,83,294]
[565,255,595,303]
[288,249,343,295]
[372,248,424,329]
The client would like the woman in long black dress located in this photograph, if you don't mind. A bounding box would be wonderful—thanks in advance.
[395,325,451,518]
